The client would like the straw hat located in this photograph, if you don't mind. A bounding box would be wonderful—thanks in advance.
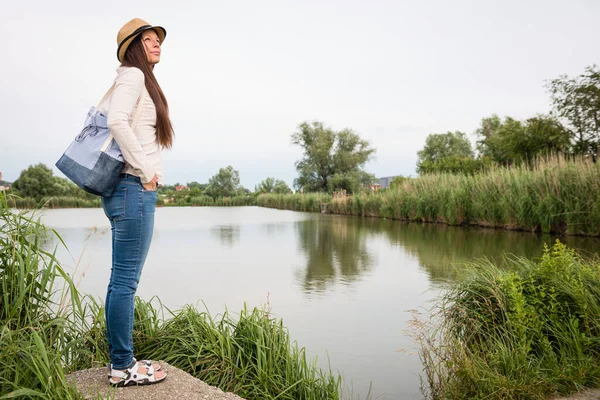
[117,18,166,62]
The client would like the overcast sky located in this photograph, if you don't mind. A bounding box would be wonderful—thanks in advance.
[2,0,599,188]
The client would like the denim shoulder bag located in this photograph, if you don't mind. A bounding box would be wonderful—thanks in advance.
[56,82,146,197]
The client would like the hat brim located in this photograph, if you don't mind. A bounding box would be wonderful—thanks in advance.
[117,25,166,62]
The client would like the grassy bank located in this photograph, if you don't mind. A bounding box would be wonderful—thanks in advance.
[411,241,600,399]
[257,192,332,213]
[158,194,255,207]
[0,193,340,400]
[258,157,600,236]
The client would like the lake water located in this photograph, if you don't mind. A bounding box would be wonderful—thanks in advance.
[39,206,600,399]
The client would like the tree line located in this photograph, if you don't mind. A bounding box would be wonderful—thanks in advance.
[417,65,600,174]
[158,166,293,201]
[9,164,294,202]
[9,65,599,200]
[9,122,377,200]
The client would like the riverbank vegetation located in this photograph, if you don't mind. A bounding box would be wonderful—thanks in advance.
[6,164,261,209]
[410,241,600,399]
[0,193,341,399]
[9,156,600,238]
[258,156,600,236]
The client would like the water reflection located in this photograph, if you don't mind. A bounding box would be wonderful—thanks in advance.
[210,225,240,247]
[295,215,600,289]
[295,216,375,292]
[261,223,288,237]
[381,222,600,283]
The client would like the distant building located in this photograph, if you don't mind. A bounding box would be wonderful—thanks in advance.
[175,185,189,191]
[0,172,11,192]
[369,182,382,191]
[378,176,399,190]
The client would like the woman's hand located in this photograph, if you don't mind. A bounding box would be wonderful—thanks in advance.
[143,174,159,191]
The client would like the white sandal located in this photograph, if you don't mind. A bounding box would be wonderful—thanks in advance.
[109,361,166,387]
[138,358,161,371]
[107,358,162,378]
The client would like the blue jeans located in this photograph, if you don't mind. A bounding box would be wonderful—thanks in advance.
[101,174,157,370]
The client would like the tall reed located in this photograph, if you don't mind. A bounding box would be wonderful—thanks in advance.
[133,301,340,399]
[257,193,331,213]
[258,157,600,236]
[163,195,256,207]
[410,241,600,399]
[0,193,90,399]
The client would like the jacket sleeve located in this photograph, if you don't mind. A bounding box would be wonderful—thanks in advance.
[107,67,155,183]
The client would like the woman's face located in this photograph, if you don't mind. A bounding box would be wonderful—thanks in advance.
[141,29,161,64]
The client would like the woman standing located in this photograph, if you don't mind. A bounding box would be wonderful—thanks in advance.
[102,18,173,387]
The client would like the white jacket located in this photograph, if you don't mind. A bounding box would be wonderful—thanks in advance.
[106,66,163,184]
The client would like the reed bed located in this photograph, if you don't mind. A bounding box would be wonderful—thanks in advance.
[410,241,600,399]
[0,192,341,399]
[256,192,331,213]
[258,157,600,236]
[163,195,256,207]
[0,194,89,399]
[133,301,340,399]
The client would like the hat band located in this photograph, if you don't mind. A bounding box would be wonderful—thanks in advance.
[117,24,152,60]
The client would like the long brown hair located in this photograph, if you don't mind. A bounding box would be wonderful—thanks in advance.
[122,34,174,149]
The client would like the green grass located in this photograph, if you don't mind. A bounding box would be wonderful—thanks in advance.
[161,195,256,207]
[258,157,600,236]
[0,193,89,399]
[133,301,340,399]
[0,192,341,399]
[256,192,331,213]
[410,241,600,399]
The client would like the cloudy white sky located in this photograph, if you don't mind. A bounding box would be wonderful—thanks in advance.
[2,0,599,188]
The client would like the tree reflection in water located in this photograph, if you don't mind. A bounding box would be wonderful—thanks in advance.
[295,215,600,290]
[295,216,374,293]
[210,225,240,247]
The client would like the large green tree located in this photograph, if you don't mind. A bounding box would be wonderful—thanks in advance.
[187,181,207,191]
[417,131,475,174]
[475,115,504,161]
[547,65,600,155]
[476,116,523,165]
[12,164,64,201]
[255,177,292,194]
[327,171,375,194]
[476,114,571,165]
[523,115,572,157]
[417,156,492,175]
[417,131,474,164]
[203,166,240,198]
[291,121,376,193]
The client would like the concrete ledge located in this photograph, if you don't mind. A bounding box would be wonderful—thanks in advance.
[550,389,600,400]
[67,362,245,400]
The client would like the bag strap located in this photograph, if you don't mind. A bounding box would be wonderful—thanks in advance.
[131,87,146,129]
[100,87,147,152]
[95,83,116,113]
